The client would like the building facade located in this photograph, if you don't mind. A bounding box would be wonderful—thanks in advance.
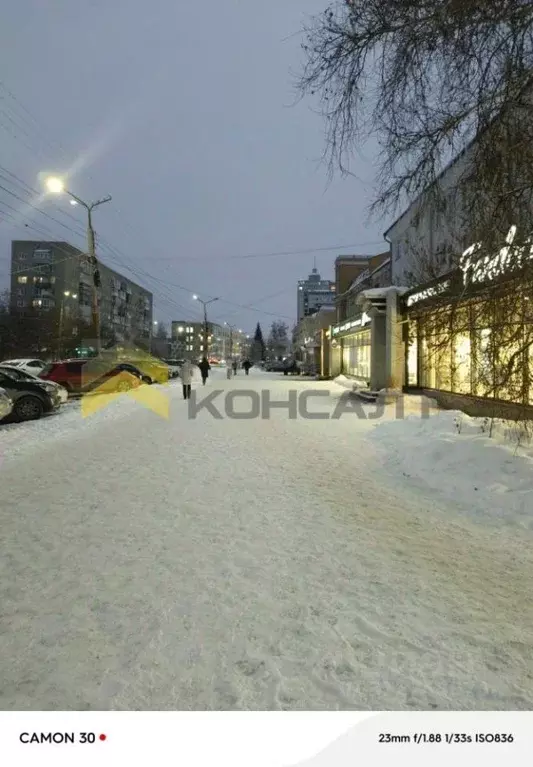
[10,241,153,347]
[328,255,399,388]
[171,321,205,359]
[170,320,247,361]
[383,148,475,286]
[404,234,533,414]
[297,267,335,321]
[293,306,336,375]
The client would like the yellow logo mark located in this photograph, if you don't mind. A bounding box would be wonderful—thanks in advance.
[80,346,170,419]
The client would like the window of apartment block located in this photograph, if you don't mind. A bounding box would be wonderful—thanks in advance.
[17,299,24,307]
[17,275,28,284]
[33,249,51,260]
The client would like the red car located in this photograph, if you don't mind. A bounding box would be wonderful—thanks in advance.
[39,359,149,395]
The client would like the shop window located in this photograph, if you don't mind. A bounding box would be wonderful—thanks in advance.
[341,329,371,381]
[452,334,472,394]
[407,335,418,386]
[475,328,495,397]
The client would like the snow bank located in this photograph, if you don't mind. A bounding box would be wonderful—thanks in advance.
[332,375,365,391]
[370,409,533,530]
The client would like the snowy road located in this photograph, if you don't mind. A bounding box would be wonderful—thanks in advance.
[1,369,532,710]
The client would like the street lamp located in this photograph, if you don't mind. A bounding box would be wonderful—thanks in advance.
[58,290,78,359]
[193,294,219,358]
[45,176,111,355]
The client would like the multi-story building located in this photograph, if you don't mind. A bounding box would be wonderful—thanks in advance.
[383,149,472,286]
[297,267,335,321]
[171,320,247,361]
[171,321,206,359]
[10,241,153,346]
[329,252,394,385]
[335,252,390,322]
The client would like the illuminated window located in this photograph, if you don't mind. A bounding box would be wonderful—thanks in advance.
[17,276,28,284]
[453,334,471,394]
[407,335,418,386]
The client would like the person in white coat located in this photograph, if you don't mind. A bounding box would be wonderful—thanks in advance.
[179,359,196,399]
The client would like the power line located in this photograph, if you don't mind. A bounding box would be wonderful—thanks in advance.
[146,240,386,262]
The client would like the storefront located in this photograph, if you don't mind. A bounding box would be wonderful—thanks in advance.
[405,268,533,406]
[331,313,372,383]
[328,287,407,389]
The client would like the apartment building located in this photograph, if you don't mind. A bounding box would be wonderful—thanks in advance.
[171,321,205,359]
[171,320,247,361]
[10,241,153,345]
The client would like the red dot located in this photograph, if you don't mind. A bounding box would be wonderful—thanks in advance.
[99,734,107,741]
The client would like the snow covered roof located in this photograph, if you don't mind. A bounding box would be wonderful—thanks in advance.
[355,285,409,311]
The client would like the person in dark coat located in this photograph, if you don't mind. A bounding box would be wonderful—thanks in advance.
[232,359,238,375]
[242,359,252,375]
[198,356,211,385]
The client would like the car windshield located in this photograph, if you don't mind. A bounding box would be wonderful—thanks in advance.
[0,367,29,380]
[0,371,18,384]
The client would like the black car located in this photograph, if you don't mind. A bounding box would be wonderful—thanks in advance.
[283,360,301,375]
[0,368,62,422]
[265,361,287,372]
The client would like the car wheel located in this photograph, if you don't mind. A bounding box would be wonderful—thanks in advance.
[142,376,152,385]
[14,396,44,421]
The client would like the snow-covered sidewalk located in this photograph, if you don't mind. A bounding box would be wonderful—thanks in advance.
[0,370,532,710]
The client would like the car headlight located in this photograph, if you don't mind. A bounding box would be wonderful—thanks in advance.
[37,382,56,392]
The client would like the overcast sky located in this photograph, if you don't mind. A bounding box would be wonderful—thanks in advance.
[0,0,385,334]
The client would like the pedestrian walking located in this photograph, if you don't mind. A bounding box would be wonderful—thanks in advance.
[179,359,195,399]
[232,359,238,375]
[242,359,251,375]
[198,356,210,386]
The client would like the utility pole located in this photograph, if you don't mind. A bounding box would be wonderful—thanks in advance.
[193,295,219,359]
[57,290,77,359]
[203,303,208,359]
[45,177,111,357]
[86,206,100,355]
[225,321,236,377]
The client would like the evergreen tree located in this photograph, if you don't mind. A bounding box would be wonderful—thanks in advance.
[251,322,265,361]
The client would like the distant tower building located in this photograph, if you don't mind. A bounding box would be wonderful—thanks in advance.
[297,266,335,321]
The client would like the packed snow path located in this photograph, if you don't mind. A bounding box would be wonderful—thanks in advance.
[1,369,532,710]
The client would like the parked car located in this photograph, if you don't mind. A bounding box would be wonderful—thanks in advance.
[39,359,148,395]
[1,358,47,376]
[0,364,68,404]
[283,360,301,376]
[0,369,62,422]
[125,358,169,384]
[0,386,13,421]
[162,359,183,378]
[265,361,287,372]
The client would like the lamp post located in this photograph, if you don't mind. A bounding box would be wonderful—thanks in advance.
[193,294,219,358]
[58,290,78,359]
[46,176,111,356]
[224,322,237,377]
[149,321,158,354]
